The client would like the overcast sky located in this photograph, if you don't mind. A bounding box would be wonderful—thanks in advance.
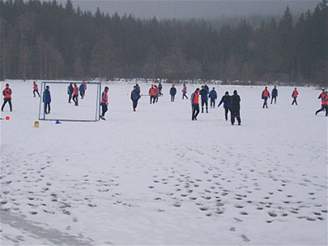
[54,0,320,19]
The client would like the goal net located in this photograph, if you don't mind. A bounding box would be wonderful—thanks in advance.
[38,81,101,122]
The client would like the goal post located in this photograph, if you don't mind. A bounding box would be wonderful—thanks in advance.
[38,81,102,122]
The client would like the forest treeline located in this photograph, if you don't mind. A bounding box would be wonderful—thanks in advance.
[0,0,327,85]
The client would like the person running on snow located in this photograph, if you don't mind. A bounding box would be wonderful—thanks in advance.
[43,85,51,115]
[209,87,218,108]
[72,83,79,106]
[182,83,188,99]
[230,90,241,125]
[315,89,328,116]
[1,83,12,112]
[67,83,73,103]
[131,85,141,112]
[33,81,40,97]
[149,85,157,104]
[218,91,231,121]
[100,86,109,120]
[79,82,86,99]
[200,85,209,113]
[170,84,177,102]
[291,88,299,105]
[271,86,278,104]
[191,88,200,120]
[262,86,270,108]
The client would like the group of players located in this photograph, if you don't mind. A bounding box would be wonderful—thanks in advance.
[1,81,328,121]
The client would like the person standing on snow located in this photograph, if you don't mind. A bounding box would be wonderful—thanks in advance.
[200,85,209,113]
[43,85,51,115]
[315,89,328,116]
[158,82,163,96]
[218,91,231,121]
[191,88,200,120]
[209,87,218,108]
[182,83,188,99]
[170,84,177,102]
[72,83,79,106]
[291,88,299,105]
[67,83,73,103]
[79,82,86,99]
[33,81,40,97]
[100,86,109,120]
[149,85,155,104]
[271,86,278,104]
[261,86,270,108]
[230,90,241,125]
[131,85,141,112]
[1,83,12,112]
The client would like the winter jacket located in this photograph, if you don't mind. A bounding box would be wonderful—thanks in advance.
[209,90,217,100]
[131,89,141,101]
[43,89,51,103]
[72,86,79,96]
[218,95,231,108]
[292,90,299,98]
[170,87,177,96]
[262,89,270,98]
[272,88,278,97]
[200,88,208,100]
[191,91,200,105]
[101,91,109,104]
[2,88,12,99]
[230,94,241,111]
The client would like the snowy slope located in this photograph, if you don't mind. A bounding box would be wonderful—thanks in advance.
[0,80,327,245]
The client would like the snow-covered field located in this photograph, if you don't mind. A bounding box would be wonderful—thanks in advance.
[0,80,327,245]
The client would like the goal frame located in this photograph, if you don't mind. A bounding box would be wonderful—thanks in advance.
[38,81,102,122]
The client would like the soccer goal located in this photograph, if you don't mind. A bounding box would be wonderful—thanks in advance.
[38,81,102,122]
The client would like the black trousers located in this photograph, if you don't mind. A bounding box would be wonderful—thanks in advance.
[271,96,277,104]
[192,104,200,120]
[171,95,175,102]
[150,96,156,104]
[231,110,241,125]
[210,99,216,108]
[292,97,298,105]
[101,103,108,117]
[1,99,12,111]
[224,107,229,121]
[68,93,72,103]
[316,105,328,116]
[44,102,51,114]
[72,95,78,106]
[182,93,188,99]
[201,99,208,113]
[263,98,268,108]
[33,89,40,97]
[132,100,138,111]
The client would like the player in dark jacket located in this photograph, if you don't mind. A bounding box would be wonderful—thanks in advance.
[200,86,209,113]
[131,86,141,111]
[67,83,73,103]
[218,91,231,121]
[230,90,241,125]
[271,86,278,104]
[209,88,217,108]
[79,83,86,99]
[43,86,51,114]
[170,85,177,102]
